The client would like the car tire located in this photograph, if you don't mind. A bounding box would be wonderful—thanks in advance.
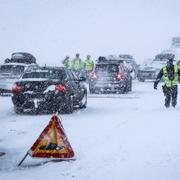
[14,106,23,114]
[89,87,95,94]
[64,96,74,114]
[79,91,87,109]
[139,77,145,82]
[123,86,128,94]
[128,79,132,91]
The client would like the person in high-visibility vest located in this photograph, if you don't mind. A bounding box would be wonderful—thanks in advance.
[84,55,94,72]
[154,56,180,107]
[71,53,84,77]
[84,55,94,80]
[71,53,84,70]
[62,56,71,69]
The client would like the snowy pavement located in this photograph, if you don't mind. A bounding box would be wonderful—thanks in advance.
[0,81,180,180]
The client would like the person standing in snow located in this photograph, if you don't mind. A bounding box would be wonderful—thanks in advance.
[62,56,71,69]
[71,53,84,77]
[154,56,180,107]
[84,55,94,80]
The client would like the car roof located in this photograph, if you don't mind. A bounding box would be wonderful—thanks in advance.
[39,66,66,70]
[0,63,33,67]
[96,63,119,66]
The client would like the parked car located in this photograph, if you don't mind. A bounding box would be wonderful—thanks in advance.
[137,53,176,82]
[11,66,87,114]
[0,52,38,95]
[89,57,132,94]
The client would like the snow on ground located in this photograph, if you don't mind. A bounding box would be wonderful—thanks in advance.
[0,81,180,180]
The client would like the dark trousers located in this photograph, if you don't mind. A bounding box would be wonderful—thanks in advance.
[162,85,178,107]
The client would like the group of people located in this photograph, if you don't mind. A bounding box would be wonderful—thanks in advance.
[62,53,94,78]
[62,53,180,108]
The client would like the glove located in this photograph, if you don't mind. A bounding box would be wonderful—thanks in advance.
[154,83,157,90]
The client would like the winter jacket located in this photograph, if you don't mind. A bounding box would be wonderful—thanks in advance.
[62,58,71,68]
[84,59,94,71]
[71,58,83,70]
[154,65,180,87]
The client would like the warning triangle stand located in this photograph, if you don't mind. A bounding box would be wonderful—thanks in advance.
[18,114,75,166]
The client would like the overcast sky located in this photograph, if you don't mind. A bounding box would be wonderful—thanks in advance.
[0,0,180,65]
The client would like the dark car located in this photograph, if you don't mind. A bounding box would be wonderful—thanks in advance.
[89,57,132,94]
[137,53,175,82]
[11,66,87,114]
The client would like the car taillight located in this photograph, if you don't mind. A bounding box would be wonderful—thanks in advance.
[116,73,125,80]
[12,84,23,93]
[55,84,66,92]
[90,72,97,79]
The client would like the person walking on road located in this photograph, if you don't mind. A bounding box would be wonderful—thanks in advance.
[154,56,180,108]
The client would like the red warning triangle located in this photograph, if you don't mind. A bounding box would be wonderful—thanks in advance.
[28,114,75,159]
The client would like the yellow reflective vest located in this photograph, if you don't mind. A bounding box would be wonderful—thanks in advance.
[72,58,83,70]
[84,59,94,71]
[162,65,178,87]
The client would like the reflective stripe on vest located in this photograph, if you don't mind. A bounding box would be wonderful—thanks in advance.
[162,65,178,87]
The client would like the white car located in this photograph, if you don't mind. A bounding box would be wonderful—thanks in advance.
[0,52,38,95]
[137,53,176,82]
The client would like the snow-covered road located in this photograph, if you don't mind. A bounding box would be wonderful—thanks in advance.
[1,81,180,180]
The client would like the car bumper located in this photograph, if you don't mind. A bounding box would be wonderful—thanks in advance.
[138,71,157,80]
[12,92,67,111]
[89,80,127,92]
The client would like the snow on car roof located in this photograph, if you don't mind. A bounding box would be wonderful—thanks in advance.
[0,63,30,67]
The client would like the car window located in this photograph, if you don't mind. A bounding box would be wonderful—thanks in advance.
[48,69,66,80]
[0,65,25,75]
[22,72,49,79]
[95,64,118,73]
[22,69,67,80]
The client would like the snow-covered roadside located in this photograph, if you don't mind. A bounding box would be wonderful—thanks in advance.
[0,81,180,180]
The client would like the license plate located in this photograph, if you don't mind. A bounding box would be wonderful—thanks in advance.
[33,98,44,108]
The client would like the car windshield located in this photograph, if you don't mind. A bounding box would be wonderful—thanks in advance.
[22,69,65,80]
[95,64,118,73]
[0,65,25,75]
[22,71,49,79]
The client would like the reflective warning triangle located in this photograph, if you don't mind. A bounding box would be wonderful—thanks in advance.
[28,114,75,159]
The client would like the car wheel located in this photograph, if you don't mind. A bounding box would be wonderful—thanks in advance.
[128,79,132,91]
[139,77,145,82]
[14,106,23,114]
[89,87,95,94]
[79,91,87,108]
[64,96,74,114]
